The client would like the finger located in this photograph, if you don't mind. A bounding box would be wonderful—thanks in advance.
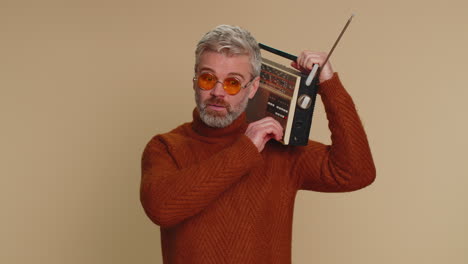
[248,116,277,127]
[298,50,317,65]
[300,51,326,65]
[305,54,325,68]
[261,124,284,141]
[259,125,281,138]
[246,120,283,141]
[246,128,275,149]
[290,61,299,70]
[257,134,273,152]
[253,117,284,137]
[297,51,309,68]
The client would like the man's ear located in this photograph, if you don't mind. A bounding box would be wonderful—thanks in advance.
[248,76,260,99]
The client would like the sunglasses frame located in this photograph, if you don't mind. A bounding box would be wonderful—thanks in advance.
[194,72,256,95]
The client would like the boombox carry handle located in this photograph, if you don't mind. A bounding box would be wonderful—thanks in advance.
[258,43,298,61]
[259,43,319,87]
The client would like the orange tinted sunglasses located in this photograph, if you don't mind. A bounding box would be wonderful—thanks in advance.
[194,73,255,95]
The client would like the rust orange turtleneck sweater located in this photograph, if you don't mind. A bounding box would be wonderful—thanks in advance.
[140,74,376,263]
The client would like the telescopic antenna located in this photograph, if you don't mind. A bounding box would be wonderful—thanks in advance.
[305,14,355,86]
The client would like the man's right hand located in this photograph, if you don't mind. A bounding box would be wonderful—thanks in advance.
[245,117,284,152]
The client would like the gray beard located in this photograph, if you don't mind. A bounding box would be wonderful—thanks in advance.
[195,90,250,128]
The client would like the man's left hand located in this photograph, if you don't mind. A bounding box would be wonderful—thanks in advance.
[290,51,334,83]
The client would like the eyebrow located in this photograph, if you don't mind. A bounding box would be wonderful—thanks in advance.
[198,67,246,81]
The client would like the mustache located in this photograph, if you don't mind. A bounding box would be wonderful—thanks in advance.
[204,97,230,109]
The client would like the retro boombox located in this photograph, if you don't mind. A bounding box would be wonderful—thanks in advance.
[245,48,320,146]
[246,15,354,146]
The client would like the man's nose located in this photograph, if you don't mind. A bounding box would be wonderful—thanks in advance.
[210,81,226,97]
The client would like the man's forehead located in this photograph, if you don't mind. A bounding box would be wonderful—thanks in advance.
[198,66,246,79]
[197,51,252,76]
[199,50,250,60]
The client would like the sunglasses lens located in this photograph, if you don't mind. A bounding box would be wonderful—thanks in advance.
[198,73,217,90]
[224,78,241,95]
[197,73,243,95]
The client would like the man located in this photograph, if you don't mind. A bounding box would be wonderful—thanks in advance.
[140,24,375,263]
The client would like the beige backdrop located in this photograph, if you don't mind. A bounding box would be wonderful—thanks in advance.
[1,0,467,263]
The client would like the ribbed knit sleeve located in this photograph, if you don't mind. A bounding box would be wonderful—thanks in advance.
[294,73,376,192]
[140,134,262,228]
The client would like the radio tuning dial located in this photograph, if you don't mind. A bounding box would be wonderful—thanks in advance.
[297,94,312,110]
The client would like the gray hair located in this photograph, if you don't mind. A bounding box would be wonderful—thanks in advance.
[194,25,262,78]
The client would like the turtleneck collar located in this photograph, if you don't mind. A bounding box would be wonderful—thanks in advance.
[191,108,248,138]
